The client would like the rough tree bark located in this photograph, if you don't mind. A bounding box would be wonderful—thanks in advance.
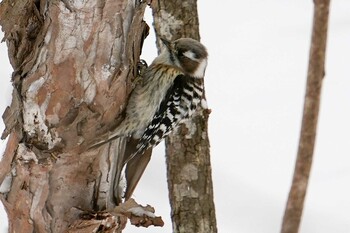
[151,1,218,233]
[281,1,330,233]
[0,0,162,232]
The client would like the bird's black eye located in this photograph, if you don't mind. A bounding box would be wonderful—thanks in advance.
[177,49,186,58]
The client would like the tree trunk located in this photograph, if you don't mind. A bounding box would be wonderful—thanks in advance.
[281,1,330,233]
[0,0,159,232]
[151,1,218,233]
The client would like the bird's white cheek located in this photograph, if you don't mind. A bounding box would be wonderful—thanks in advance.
[193,58,207,78]
[183,51,199,61]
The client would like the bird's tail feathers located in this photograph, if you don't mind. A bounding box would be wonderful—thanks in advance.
[88,128,129,149]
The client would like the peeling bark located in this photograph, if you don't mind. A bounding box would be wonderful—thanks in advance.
[281,1,330,233]
[67,198,164,232]
[151,1,218,233]
[0,0,154,232]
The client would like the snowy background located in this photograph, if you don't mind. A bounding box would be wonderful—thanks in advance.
[1,1,350,232]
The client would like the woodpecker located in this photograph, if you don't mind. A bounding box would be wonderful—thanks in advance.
[91,38,208,159]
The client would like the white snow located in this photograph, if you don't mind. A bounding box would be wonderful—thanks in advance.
[127,206,156,218]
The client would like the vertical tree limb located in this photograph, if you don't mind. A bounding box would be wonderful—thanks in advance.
[281,1,330,233]
[151,1,217,232]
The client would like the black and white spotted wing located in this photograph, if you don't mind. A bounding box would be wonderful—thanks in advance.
[133,74,204,157]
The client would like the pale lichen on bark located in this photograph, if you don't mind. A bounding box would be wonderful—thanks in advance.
[173,163,200,200]
[155,10,183,40]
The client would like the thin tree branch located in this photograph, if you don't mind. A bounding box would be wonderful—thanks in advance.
[281,1,330,233]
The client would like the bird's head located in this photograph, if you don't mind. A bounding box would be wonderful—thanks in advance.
[156,38,208,78]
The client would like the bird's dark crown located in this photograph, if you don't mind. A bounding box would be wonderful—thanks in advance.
[173,38,208,61]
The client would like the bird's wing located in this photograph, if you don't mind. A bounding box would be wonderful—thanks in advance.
[133,74,203,157]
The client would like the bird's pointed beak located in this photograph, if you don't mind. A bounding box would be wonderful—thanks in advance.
[160,37,171,50]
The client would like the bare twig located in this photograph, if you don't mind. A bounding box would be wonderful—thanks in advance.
[281,1,330,233]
